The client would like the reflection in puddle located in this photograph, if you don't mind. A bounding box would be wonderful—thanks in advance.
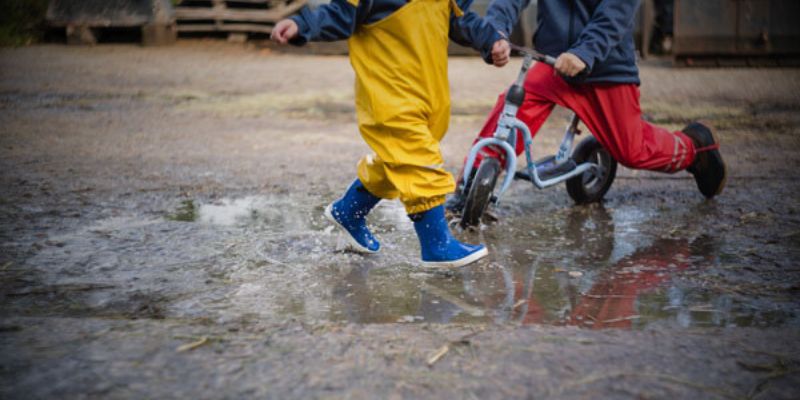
[327,239,758,329]
[160,196,795,329]
[317,205,793,329]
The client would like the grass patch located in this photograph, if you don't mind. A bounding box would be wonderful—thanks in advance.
[166,200,198,222]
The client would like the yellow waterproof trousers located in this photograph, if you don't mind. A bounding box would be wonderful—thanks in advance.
[348,0,462,214]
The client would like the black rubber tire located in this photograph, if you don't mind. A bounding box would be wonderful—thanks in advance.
[460,158,501,228]
[566,137,617,204]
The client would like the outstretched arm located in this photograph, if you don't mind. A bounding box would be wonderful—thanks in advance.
[451,0,519,66]
[272,0,361,46]
[484,0,530,40]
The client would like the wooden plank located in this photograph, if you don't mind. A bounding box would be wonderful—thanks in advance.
[220,23,273,33]
[176,24,219,32]
[175,0,306,22]
[176,22,273,33]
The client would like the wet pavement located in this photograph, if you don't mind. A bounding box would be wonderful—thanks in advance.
[2,43,800,398]
[6,190,794,332]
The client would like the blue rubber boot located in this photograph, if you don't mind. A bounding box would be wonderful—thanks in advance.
[410,205,488,268]
[324,179,381,253]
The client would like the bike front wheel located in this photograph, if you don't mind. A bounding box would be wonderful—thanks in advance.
[461,157,502,228]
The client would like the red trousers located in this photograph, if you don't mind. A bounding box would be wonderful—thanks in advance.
[467,63,696,174]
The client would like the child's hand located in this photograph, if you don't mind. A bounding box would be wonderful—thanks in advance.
[271,19,298,44]
[491,39,510,67]
[554,53,587,77]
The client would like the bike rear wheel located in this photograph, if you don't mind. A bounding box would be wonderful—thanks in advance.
[461,158,502,228]
[566,136,617,204]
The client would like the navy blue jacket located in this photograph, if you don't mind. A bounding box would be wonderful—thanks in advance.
[487,0,640,84]
[289,0,502,64]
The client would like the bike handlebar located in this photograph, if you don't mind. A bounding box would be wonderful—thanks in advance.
[509,43,556,66]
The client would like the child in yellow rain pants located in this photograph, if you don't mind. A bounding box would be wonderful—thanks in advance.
[271,0,507,268]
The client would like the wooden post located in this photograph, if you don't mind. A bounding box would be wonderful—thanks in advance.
[142,23,177,46]
[640,0,654,59]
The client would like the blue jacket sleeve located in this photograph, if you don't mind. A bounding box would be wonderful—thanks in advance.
[484,0,530,39]
[288,0,360,45]
[450,0,504,64]
[568,0,639,73]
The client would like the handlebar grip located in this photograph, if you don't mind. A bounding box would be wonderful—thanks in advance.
[543,55,557,66]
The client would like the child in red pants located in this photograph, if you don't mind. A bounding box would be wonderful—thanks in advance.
[447,0,727,212]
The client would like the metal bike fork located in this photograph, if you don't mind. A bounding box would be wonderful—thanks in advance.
[461,55,535,204]
[556,114,581,163]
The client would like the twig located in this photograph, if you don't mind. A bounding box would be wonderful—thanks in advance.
[173,334,220,341]
[600,315,640,324]
[176,336,209,352]
[427,345,450,366]
[426,329,484,367]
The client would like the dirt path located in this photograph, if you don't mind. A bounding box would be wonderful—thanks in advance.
[1,42,800,399]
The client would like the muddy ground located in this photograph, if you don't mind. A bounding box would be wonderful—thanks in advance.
[1,41,800,399]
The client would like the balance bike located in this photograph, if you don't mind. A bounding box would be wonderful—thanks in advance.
[459,45,618,227]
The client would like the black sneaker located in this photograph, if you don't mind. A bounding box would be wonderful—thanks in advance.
[683,122,727,198]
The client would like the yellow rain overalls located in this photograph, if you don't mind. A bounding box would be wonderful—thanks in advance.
[349,0,463,214]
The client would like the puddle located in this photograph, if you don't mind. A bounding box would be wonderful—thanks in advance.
[168,194,414,232]
[14,195,797,330]
[161,196,797,329]
[196,197,278,226]
[317,236,793,329]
